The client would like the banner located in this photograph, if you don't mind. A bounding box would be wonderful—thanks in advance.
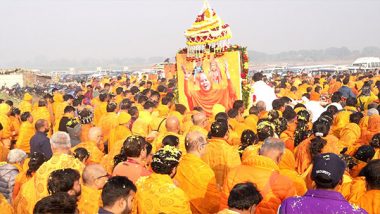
[176,51,242,116]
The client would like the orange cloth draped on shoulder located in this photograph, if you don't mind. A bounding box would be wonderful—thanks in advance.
[53,101,68,132]
[201,138,241,187]
[108,125,131,154]
[101,138,126,174]
[32,106,52,126]
[71,141,104,163]
[328,81,342,94]
[338,171,354,199]
[359,116,369,136]
[280,121,297,151]
[241,143,262,163]
[98,112,119,148]
[131,118,150,137]
[15,121,35,153]
[134,173,192,214]
[175,153,221,214]
[331,106,357,137]
[13,176,36,213]
[93,101,107,126]
[244,114,258,133]
[360,115,380,144]
[339,123,362,155]
[357,190,380,214]
[19,101,32,115]
[0,193,13,214]
[287,90,299,100]
[80,124,93,143]
[258,111,269,119]
[112,158,151,183]
[0,103,13,148]
[184,78,237,116]
[310,91,320,101]
[222,155,296,214]
[12,170,32,201]
[0,144,9,162]
[77,185,102,214]
[229,119,249,141]
[10,116,20,140]
[34,154,84,200]
[348,176,367,203]
[294,135,341,174]
[227,128,241,147]
[278,149,307,196]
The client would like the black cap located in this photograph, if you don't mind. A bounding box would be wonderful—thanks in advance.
[312,153,346,186]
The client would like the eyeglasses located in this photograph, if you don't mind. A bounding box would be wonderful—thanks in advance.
[95,174,109,180]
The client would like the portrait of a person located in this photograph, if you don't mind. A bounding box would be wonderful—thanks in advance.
[182,60,237,116]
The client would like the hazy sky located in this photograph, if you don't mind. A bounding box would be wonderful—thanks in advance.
[1,0,380,64]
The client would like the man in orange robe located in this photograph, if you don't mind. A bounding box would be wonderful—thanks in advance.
[310,86,321,101]
[331,97,358,137]
[339,112,363,155]
[72,127,104,163]
[19,93,33,114]
[15,112,35,153]
[0,103,14,150]
[223,138,296,213]
[152,116,186,154]
[280,108,297,151]
[77,164,108,214]
[354,159,380,214]
[202,121,241,187]
[32,99,53,130]
[244,106,259,133]
[175,131,221,213]
[98,102,119,140]
[108,112,132,153]
[93,93,108,126]
[278,149,307,195]
[295,133,341,175]
[13,132,84,213]
[360,114,380,144]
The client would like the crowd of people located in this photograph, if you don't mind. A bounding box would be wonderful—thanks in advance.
[0,70,379,214]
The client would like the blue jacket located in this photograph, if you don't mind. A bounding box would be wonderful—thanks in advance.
[30,131,52,159]
[338,85,356,98]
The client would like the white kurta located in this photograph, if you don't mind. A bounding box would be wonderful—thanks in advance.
[250,81,277,110]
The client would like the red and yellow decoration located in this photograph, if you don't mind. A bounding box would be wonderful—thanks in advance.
[184,0,232,59]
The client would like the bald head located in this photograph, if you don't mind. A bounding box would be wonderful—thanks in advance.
[256,101,266,112]
[185,131,207,153]
[88,127,102,144]
[82,164,107,188]
[192,112,207,127]
[166,116,180,133]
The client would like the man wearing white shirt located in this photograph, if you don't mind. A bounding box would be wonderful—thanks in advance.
[302,94,325,122]
[250,73,277,111]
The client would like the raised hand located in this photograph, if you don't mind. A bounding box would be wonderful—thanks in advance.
[224,60,231,79]
[181,65,191,79]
